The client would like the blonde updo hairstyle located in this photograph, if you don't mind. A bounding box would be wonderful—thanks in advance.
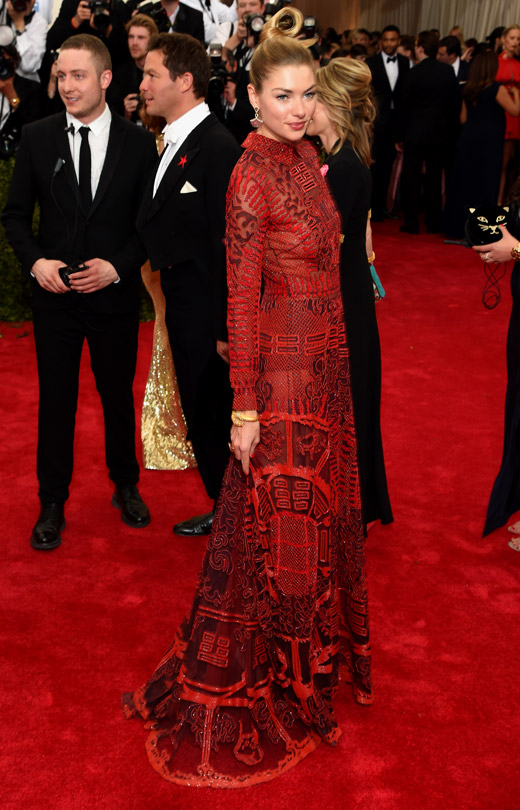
[315,58,375,167]
[249,7,316,92]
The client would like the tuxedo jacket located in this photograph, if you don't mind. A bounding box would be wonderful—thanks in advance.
[456,59,471,84]
[136,112,241,340]
[172,2,205,42]
[2,111,157,314]
[366,51,409,136]
[401,57,461,146]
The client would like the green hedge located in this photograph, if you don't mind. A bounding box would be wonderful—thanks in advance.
[0,158,154,322]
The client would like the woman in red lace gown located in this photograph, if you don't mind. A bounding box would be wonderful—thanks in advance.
[123,9,372,788]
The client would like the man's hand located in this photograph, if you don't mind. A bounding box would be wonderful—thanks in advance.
[72,0,92,26]
[216,340,230,364]
[68,258,119,293]
[31,258,70,294]
[223,79,236,106]
[7,0,26,30]
[123,93,139,119]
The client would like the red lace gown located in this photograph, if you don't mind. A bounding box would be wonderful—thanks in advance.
[123,133,372,788]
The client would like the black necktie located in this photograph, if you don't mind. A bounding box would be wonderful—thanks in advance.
[386,56,397,63]
[79,126,92,209]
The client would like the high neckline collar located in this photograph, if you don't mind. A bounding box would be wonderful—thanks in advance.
[243,132,309,165]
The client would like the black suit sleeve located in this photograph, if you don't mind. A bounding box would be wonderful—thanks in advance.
[2,127,46,276]
[204,133,241,341]
[105,129,157,282]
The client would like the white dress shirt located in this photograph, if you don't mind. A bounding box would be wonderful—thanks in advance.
[182,0,237,44]
[452,56,461,77]
[383,52,399,92]
[12,11,47,83]
[153,101,210,197]
[66,104,112,200]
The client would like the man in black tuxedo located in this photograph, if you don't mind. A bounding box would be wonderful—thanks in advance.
[2,35,158,550]
[437,36,470,87]
[160,0,204,42]
[366,25,409,221]
[399,30,460,234]
[138,32,240,536]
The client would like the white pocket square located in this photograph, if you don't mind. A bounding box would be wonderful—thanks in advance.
[180,181,198,194]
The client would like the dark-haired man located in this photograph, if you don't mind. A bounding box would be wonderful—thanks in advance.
[138,32,241,536]
[437,35,470,85]
[366,24,409,220]
[2,35,158,550]
[399,30,460,234]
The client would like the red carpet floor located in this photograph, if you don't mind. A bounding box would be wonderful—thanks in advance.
[2,220,520,810]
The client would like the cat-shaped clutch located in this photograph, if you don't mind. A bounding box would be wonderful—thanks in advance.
[464,204,515,245]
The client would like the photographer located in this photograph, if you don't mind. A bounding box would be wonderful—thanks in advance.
[181,0,237,46]
[130,0,204,43]
[219,0,264,142]
[47,0,129,68]
[6,0,47,83]
[110,14,158,122]
[0,31,42,158]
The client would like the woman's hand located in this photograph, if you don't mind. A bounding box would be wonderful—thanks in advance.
[473,227,519,263]
[230,412,260,476]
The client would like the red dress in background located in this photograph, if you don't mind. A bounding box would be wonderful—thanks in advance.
[123,133,372,788]
[496,52,520,140]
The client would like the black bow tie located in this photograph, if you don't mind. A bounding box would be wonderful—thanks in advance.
[386,56,397,63]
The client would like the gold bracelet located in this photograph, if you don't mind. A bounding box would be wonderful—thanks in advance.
[511,242,520,261]
[231,410,259,427]
[367,251,375,264]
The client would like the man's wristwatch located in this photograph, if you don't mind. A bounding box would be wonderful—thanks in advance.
[511,242,520,261]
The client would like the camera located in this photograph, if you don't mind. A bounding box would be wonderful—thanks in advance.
[302,16,316,39]
[245,12,265,44]
[87,0,112,31]
[0,47,15,80]
[207,42,234,112]
[59,263,87,288]
[133,0,170,33]
[11,0,30,13]
[264,1,291,21]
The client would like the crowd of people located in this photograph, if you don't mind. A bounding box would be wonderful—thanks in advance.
[2,0,520,791]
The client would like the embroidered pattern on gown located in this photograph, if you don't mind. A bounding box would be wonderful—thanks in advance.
[123,133,372,788]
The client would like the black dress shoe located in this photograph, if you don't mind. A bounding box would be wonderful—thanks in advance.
[112,485,150,528]
[31,503,65,550]
[173,511,214,536]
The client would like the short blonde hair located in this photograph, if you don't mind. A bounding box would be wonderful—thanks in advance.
[249,7,315,92]
[315,58,375,166]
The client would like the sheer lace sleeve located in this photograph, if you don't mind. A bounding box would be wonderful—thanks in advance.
[226,157,270,411]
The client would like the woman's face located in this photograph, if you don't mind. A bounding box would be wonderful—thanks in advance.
[502,28,520,55]
[248,64,316,144]
[306,96,336,142]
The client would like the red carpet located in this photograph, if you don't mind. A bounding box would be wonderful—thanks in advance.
[2,220,520,810]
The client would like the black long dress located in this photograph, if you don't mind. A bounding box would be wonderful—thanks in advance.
[325,141,393,529]
[444,82,506,240]
[483,256,520,535]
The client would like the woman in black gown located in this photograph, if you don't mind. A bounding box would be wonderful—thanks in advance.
[307,58,393,530]
[444,49,520,241]
[475,196,520,548]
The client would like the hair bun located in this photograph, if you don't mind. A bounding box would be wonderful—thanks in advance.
[260,7,304,42]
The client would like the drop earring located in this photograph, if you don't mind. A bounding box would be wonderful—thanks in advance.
[250,107,263,128]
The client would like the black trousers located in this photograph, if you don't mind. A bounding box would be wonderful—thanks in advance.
[33,304,140,504]
[161,266,232,503]
[401,141,447,231]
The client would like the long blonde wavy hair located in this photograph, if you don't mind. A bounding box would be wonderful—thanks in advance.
[249,7,315,91]
[315,58,375,166]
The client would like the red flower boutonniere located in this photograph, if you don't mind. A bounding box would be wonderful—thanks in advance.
[178,154,187,168]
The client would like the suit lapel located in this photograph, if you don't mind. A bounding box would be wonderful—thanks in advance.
[377,53,392,95]
[89,115,126,217]
[54,114,78,199]
[141,114,216,224]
